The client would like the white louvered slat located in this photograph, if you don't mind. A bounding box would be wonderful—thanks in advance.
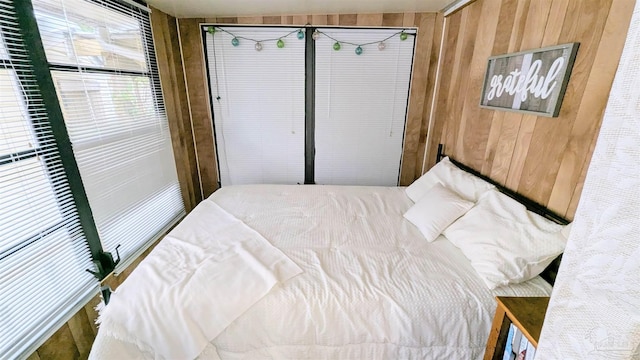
[33,0,185,267]
[0,0,96,357]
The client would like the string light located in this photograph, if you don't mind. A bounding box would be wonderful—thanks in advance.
[206,26,412,55]
[317,29,411,55]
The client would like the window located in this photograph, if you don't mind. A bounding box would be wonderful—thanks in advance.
[0,0,95,356]
[33,0,185,268]
[1,0,185,356]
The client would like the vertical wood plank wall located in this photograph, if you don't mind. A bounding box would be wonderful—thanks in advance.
[151,8,202,211]
[426,0,634,219]
[176,12,444,187]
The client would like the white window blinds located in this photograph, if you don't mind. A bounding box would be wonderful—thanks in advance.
[314,28,415,186]
[0,0,96,356]
[205,27,306,186]
[33,0,185,269]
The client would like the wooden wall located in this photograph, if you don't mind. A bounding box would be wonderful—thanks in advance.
[425,0,634,219]
[151,8,202,211]
[175,12,444,188]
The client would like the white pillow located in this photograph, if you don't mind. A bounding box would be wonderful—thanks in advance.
[403,183,474,242]
[405,157,495,203]
[561,222,572,239]
[442,190,567,289]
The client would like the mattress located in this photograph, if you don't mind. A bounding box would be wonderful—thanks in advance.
[90,184,551,360]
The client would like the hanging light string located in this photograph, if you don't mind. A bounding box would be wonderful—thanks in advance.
[206,26,413,54]
[210,26,302,44]
[313,29,410,47]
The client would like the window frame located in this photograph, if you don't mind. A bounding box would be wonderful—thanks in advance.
[1,0,179,355]
[13,0,111,275]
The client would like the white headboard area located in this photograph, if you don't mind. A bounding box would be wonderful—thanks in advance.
[536,2,640,358]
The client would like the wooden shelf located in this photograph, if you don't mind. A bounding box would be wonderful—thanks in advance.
[483,296,550,360]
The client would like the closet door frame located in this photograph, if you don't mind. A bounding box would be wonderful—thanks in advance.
[201,24,417,186]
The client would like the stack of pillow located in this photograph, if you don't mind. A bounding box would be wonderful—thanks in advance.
[404,157,569,289]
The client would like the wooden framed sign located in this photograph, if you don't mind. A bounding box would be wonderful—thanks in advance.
[480,43,579,117]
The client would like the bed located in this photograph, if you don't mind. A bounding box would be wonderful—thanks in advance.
[89,153,569,360]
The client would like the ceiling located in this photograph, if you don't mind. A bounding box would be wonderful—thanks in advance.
[144,0,453,19]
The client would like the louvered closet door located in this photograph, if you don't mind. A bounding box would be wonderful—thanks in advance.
[205,27,306,186]
[314,28,416,186]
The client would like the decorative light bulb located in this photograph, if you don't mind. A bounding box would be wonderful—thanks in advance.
[312,30,320,40]
[207,26,216,34]
[277,39,285,48]
[333,42,341,51]
[231,37,240,46]
[297,30,305,40]
[355,46,363,55]
[399,31,408,41]
[378,42,386,51]
[255,42,263,51]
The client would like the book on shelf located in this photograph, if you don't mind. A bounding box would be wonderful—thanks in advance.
[524,340,536,360]
[502,324,515,360]
[511,327,522,356]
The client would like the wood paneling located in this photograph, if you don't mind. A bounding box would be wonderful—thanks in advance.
[178,18,220,198]
[339,14,358,26]
[169,12,440,187]
[36,324,80,360]
[401,13,438,184]
[426,0,634,219]
[150,8,201,211]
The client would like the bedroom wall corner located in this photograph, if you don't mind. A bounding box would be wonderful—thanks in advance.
[424,0,635,220]
[150,7,203,212]
[173,13,442,187]
[402,12,446,185]
[176,17,221,198]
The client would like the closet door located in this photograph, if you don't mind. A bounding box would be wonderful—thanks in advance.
[205,27,306,186]
[314,28,416,186]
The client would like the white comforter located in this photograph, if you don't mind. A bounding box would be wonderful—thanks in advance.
[90,185,551,359]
